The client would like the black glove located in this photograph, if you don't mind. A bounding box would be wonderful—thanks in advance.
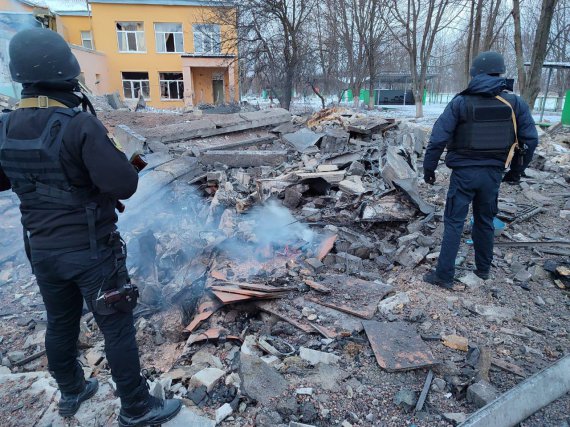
[424,169,436,185]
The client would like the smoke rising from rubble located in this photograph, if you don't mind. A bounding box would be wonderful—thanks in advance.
[244,200,315,247]
[118,182,317,287]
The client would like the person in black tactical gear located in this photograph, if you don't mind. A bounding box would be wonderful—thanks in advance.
[0,28,181,425]
[422,51,538,289]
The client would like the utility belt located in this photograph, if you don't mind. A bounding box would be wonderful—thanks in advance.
[93,231,139,315]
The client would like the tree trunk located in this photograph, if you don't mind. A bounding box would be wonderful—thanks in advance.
[352,84,361,108]
[464,0,475,86]
[521,0,559,110]
[281,72,294,110]
[471,0,484,58]
[512,0,526,93]
[368,58,376,109]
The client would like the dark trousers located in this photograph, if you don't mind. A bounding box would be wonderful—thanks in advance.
[436,166,503,281]
[31,244,142,396]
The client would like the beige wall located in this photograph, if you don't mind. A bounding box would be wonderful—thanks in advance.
[71,45,110,95]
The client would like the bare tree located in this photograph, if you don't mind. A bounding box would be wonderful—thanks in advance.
[386,0,464,117]
[211,0,317,110]
[516,0,559,109]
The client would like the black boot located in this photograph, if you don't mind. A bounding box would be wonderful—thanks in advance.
[118,378,182,427]
[502,170,521,185]
[58,378,99,417]
[423,270,454,289]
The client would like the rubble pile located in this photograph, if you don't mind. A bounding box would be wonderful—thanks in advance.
[0,106,569,426]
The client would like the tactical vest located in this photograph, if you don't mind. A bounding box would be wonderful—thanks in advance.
[449,95,515,154]
[0,108,100,258]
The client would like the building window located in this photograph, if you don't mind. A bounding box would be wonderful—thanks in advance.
[193,24,220,54]
[159,73,184,100]
[122,72,150,99]
[81,31,93,49]
[116,22,145,52]
[155,23,183,53]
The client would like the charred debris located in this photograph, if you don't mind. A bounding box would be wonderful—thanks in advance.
[0,103,569,426]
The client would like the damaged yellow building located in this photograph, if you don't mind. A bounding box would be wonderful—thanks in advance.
[2,0,239,109]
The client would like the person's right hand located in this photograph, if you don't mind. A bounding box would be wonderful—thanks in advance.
[424,169,436,185]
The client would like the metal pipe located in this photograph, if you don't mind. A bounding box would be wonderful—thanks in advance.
[459,354,570,427]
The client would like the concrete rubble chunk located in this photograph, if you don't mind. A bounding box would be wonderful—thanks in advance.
[215,403,233,424]
[239,352,287,405]
[382,146,416,185]
[459,272,485,288]
[378,292,410,315]
[200,150,288,168]
[283,128,324,152]
[339,176,366,195]
[299,347,340,365]
[190,367,225,392]
[392,178,435,215]
[443,412,468,424]
[295,387,313,395]
[467,380,500,408]
[335,252,363,274]
[393,389,417,412]
[163,406,215,427]
[395,245,429,268]
[320,128,349,154]
[23,329,46,349]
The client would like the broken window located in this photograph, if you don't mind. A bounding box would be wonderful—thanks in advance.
[80,31,93,49]
[116,22,145,52]
[122,72,150,99]
[155,23,184,53]
[159,72,184,100]
[193,24,221,54]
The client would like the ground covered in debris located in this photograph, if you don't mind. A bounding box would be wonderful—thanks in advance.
[0,104,569,427]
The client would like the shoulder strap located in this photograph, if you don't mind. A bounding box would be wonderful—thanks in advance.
[495,95,519,168]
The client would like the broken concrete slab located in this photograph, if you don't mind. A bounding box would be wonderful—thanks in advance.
[381,146,416,185]
[363,321,438,372]
[144,108,292,143]
[113,124,147,159]
[200,150,287,168]
[239,352,287,405]
[283,128,324,152]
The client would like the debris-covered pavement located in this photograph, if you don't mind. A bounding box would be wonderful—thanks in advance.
[0,102,569,426]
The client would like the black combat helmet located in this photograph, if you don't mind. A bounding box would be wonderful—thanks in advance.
[9,28,80,83]
[470,51,506,77]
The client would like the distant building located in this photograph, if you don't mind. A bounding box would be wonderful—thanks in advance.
[0,0,239,109]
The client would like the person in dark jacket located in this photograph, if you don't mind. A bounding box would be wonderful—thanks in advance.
[423,51,538,288]
[0,29,181,426]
